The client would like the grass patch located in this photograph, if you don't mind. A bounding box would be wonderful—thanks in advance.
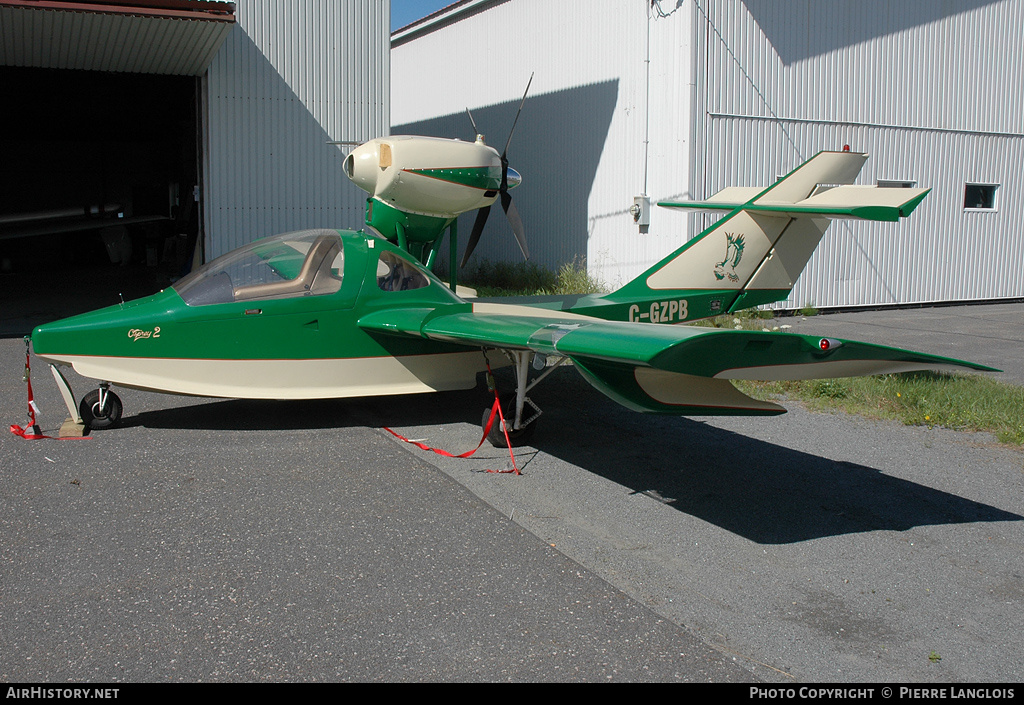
[800,302,819,317]
[736,371,1024,446]
[692,308,783,331]
[462,258,607,297]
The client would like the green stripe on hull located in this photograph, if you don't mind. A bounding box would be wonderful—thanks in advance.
[405,166,502,191]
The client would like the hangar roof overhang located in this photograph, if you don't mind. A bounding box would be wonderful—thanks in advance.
[0,0,236,75]
[391,0,506,47]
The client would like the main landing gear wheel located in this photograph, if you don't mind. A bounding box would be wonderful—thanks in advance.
[482,398,537,448]
[79,388,123,430]
[480,348,562,448]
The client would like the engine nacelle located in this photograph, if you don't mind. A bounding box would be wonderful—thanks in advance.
[344,135,521,218]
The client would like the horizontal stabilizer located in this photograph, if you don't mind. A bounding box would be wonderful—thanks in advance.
[660,185,930,222]
[659,150,928,222]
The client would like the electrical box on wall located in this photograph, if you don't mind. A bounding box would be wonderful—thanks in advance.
[630,194,651,231]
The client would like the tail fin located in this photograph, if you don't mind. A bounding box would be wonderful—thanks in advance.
[589,151,928,322]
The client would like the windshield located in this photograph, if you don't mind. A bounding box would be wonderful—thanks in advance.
[173,229,344,306]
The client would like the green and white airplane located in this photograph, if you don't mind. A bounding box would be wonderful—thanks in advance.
[28,134,995,444]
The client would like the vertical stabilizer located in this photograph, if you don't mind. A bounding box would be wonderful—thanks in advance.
[583,152,928,321]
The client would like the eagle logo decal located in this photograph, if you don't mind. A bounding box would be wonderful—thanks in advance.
[714,233,745,283]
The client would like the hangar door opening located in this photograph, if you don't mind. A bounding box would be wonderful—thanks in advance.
[0,66,202,332]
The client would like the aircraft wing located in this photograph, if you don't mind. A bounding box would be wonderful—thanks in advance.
[358,306,997,416]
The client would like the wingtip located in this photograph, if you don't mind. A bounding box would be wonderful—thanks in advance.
[899,188,931,217]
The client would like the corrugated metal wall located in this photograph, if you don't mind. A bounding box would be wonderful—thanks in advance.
[203,0,389,259]
[391,0,683,285]
[392,0,1023,307]
[694,0,1024,308]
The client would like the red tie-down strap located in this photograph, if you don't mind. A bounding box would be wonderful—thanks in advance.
[8,423,47,440]
[383,360,520,475]
[10,338,46,439]
[8,339,88,441]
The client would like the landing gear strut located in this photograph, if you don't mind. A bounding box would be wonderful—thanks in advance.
[482,350,568,447]
[79,383,123,430]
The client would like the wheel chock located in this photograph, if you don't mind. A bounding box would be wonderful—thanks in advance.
[59,417,87,438]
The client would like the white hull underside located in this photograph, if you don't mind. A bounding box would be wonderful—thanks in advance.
[40,351,488,400]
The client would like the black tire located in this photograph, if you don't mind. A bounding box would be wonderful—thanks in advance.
[482,400,536,448]
[79,389,123,430]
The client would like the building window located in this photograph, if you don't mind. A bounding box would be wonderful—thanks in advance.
[877,179,917,189]
[964,183,999,211]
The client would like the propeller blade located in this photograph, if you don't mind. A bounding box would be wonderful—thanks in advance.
[502,72,534,157]
[501,190,529,260]
[461,205,491,268]
[461,73,534,268]
[466,108,480,138]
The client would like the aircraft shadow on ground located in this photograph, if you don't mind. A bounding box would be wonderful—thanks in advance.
[525,369,1022,544]
[121,386,488,433]
[121,367,1021,545]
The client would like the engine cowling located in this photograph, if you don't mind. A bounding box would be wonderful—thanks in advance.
[345,136,521,218]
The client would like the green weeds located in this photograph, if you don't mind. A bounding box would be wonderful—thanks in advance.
[694,308,783,331]
[461,258,606,297]
[737,372,1024,446]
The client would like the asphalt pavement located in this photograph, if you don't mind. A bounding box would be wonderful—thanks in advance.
[780,302,1024,387]
[1,301,1022,682]
[0,341,747,682]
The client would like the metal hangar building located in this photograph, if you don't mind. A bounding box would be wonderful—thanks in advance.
[1,0,388,306]
[391,0,1023,310]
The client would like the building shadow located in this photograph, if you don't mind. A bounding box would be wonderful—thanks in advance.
[393,80,619,272]
[739,0,1003,65]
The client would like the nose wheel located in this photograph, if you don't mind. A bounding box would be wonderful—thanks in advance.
[79,386,123,430]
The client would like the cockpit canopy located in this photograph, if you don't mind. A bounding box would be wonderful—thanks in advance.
[173,229,344,306]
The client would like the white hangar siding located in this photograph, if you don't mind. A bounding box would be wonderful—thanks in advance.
[694,0,1024,309]
[391,0,1024,308]
[203,0,389,259]
[391,0,696,288]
